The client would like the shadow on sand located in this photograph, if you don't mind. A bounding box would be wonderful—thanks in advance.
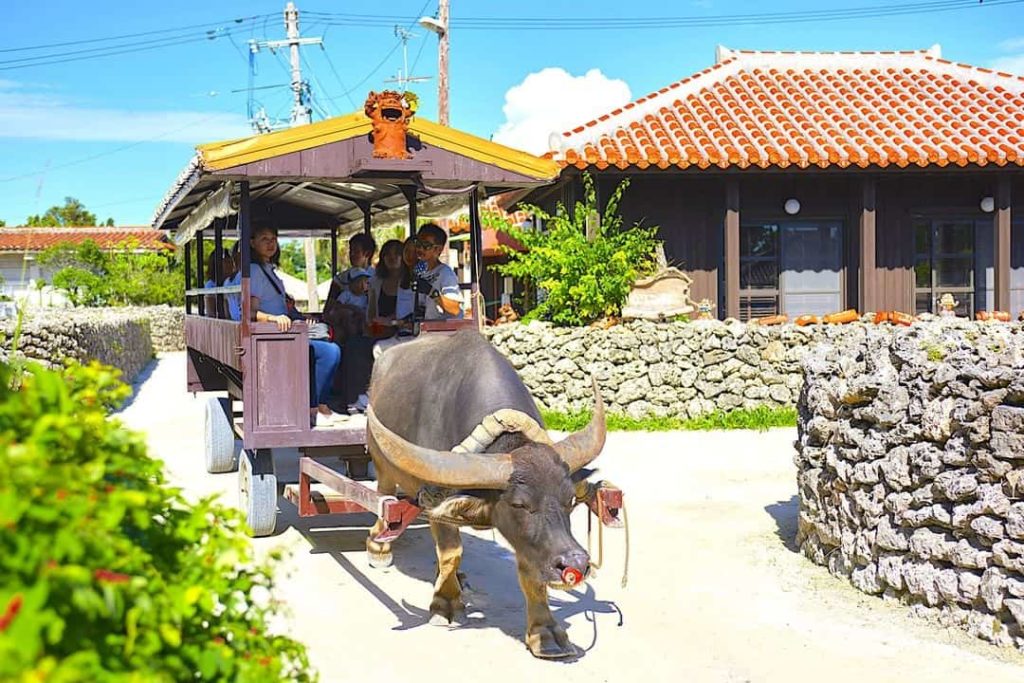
[267,449,624,660]
[116,357,160,412]
[764,495,801,553]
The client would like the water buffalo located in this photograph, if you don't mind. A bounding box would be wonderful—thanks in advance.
[365,329,606,658]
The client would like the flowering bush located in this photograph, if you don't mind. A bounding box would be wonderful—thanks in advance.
[493,173,660,327]
[0,360,315,681]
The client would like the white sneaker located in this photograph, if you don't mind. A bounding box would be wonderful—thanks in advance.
[315,411,348,428]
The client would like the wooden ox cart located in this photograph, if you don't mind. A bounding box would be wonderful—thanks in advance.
[151,104,623,547]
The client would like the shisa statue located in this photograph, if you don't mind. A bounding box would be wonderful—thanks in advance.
[695,298,715,320]
[364,90,418,159]
[937,293,959,318]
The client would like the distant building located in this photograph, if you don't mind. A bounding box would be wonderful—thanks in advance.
[0,226,172,307]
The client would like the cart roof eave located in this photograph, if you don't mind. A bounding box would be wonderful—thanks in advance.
[152,112,559,243]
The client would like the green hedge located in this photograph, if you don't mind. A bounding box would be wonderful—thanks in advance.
[0,361,315,682]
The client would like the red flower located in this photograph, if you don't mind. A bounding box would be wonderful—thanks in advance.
[0,594,23,632]
[212,636,225,645]
[94,569,131,584]
[55,489,67,501]
[258,656,271,667]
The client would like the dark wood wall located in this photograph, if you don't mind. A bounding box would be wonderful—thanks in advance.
[602,176,722,306]
[540,168,1024,319]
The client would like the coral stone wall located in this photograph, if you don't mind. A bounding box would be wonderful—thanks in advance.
[0,306,184,382]
[486,320,872,417]
[795,321,1024,650]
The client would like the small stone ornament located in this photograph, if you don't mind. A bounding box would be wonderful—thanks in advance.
[695,298,715,320]
[938,293,959,318]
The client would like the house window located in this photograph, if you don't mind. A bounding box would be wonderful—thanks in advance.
[913,218,995,316]
[739,221,844,321]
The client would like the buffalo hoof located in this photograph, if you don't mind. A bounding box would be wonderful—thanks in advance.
[526,625,577,659]
[367,550,393,569]
[429,595,465,626]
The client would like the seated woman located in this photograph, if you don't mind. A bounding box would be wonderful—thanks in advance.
[367,239,414,335]
[203,247,238,316]
[248,225,343,427]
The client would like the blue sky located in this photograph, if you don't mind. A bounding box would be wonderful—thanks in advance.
[1,0,1023,226]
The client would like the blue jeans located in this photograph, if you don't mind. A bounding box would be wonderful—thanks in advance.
[309,339,342,407]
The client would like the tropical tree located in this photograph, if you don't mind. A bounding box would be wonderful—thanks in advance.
[26,197,113,227]
[494,173,661,326]
[38,239,183,307]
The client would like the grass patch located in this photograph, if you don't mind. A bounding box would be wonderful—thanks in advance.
[541,404,797,432]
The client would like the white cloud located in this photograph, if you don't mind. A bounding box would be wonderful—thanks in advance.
[0,84,250,143]
[491,67,632,155]
[991,54,1024,75]
[990,36,1024,75]
[997,37,1024,52]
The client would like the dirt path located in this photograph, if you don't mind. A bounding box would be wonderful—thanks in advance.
[120,353,1024,683]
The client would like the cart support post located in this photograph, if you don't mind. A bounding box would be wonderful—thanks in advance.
[401,186,418,238]
[330,226,338,275]
[213,217,224,318]
[360,201,372,236]
[184,242,193,314]
[196,229,205,316]
[468,185,483,288]
[239,181,252,337]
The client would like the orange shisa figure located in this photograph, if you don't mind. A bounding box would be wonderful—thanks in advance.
[364,90,418,160]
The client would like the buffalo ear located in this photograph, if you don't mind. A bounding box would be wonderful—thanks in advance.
[570,467,598,484]
[428,495,493,529]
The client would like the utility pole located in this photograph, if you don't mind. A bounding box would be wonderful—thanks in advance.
[419,0,449,125]
[437,0,450,126]
[250,2,323,307]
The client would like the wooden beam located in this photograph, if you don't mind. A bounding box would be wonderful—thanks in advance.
[724,180,740,320]
[995,176,1012,311]
[402,185,418,238]
[859,177,877,313]
[239,181,252,338]
[195,230,205,316]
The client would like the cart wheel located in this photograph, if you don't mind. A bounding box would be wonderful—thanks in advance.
[205,397,237,473]
[239,449,277,537]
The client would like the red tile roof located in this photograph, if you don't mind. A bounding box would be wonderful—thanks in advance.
[552,46,1024,170]
[0,227,172,253]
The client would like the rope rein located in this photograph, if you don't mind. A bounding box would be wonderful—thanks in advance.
[585,484,630,589]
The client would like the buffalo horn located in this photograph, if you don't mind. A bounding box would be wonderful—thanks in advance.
[367,406,514,489]
[554,377,607,473]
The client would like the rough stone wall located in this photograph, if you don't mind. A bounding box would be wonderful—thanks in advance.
[795,321,1024,650]
[0,306,185,382]
[486,320,870,417]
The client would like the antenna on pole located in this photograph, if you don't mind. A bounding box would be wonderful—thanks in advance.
[247,1,322,132]
[384,26,430,91]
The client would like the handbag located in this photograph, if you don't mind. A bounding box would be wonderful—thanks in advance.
[307,321,331,340]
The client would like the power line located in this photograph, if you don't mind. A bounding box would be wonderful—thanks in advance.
[0,25,255,71]
[322,0,432,103]
[0,14,274,53]
[317,29,358,110]
[306,0,1022,30]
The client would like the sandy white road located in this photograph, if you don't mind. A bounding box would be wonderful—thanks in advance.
[119,353,1024,683]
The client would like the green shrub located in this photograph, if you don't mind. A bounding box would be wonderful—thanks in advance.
[39,240,183,308]
[493,173,660,326]
[0,360,314,682]
[542,405,798,432]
